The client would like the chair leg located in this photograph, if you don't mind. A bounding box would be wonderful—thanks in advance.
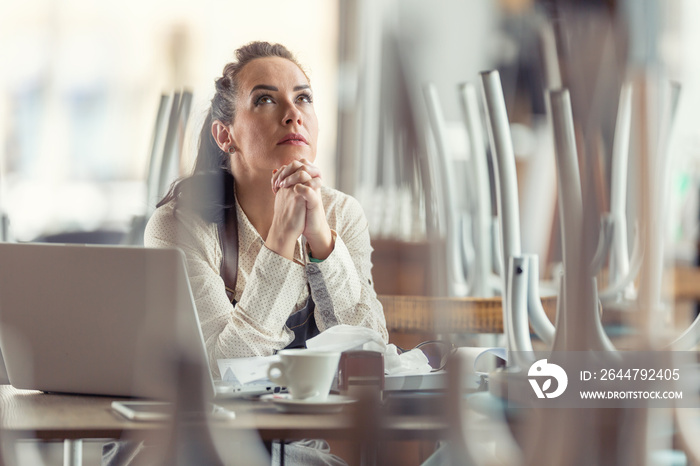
[63,439,82,466]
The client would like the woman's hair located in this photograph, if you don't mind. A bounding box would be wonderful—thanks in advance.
[156,41,305,224]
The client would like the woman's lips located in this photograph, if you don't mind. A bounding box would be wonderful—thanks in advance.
[277,133,308,145]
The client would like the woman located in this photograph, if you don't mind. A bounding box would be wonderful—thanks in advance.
[103,42,388,466]
[145,41,388,377]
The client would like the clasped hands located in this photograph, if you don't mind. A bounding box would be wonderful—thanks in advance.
[265,159,333,262]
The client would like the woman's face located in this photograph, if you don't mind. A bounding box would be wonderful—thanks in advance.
[229,56,318,177]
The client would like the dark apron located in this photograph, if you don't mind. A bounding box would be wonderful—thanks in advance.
[282,297,320,349]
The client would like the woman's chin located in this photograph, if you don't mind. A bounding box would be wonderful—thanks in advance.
[278,150,315,166]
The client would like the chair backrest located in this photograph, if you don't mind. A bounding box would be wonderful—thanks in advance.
[144,89,194,212]
[145,93,174,212]
[156,90,193,206]
[423,83,469,297]
[459,82,494,298]
[0,213,8,243]
[123,90,193,246]
[0,209,8,381]
[0,165,8,242]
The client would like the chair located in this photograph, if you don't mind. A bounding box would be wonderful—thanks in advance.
[458,82,496,299]
[0,212,8,243]
[154,90,193,206]
[480,70,555,354]
[122,90,193,246]
[0,210,8,383]
[422,83,470,297]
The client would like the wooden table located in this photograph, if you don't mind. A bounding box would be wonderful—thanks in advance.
[379,265,700,336]
[379,294,558,334]
[0,385,448,465]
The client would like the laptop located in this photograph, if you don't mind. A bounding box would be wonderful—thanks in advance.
[0,242,215,400]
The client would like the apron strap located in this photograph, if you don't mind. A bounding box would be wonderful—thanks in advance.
[217,205,238,303]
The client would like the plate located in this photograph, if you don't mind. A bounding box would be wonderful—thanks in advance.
[260,394,356,414]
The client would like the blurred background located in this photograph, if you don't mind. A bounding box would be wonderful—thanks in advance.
[1,0,700,295]
[0,0,339,243]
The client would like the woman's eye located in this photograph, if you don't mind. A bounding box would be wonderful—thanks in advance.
[297,93,313,104]
[254,95,274,106]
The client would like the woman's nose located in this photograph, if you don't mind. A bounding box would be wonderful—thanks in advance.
[282,102,302,126]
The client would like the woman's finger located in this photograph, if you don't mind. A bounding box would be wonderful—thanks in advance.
[272,163,294,190]
[293,183,319,207]
[275,160,304,184]
[303,177,322,191]
[279,170,313,189]
[275,160,322,188]
[271,168,280,193]
[271,166,287,193]
[297,159,322,178]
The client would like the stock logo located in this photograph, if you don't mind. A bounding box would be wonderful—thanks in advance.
[528,359,568,399]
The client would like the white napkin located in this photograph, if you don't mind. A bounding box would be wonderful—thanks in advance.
[305,325,431,375]
[383,344,432,375]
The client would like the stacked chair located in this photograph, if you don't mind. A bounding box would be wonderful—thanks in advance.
[428,12,700,466]
[123,90,193,246]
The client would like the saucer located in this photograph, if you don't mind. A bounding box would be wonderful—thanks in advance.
[260,394,356,414]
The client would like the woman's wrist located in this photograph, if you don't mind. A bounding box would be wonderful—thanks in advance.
[264,230,297,261]
[305,227,334,260]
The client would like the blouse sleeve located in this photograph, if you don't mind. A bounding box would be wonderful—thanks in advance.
[144,204,303,378]
[306,193,389,342]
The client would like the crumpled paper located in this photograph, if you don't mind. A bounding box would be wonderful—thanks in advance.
[305,324,432,375]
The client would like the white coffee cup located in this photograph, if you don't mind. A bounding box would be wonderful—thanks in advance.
[267,349,341,401]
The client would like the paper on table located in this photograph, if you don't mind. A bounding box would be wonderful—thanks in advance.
[217,355,280,385]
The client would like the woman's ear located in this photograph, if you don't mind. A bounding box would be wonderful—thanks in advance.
[211,120,235,153]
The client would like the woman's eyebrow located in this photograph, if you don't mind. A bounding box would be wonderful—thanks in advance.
[249,84,310,95]
[250,84,277,95]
